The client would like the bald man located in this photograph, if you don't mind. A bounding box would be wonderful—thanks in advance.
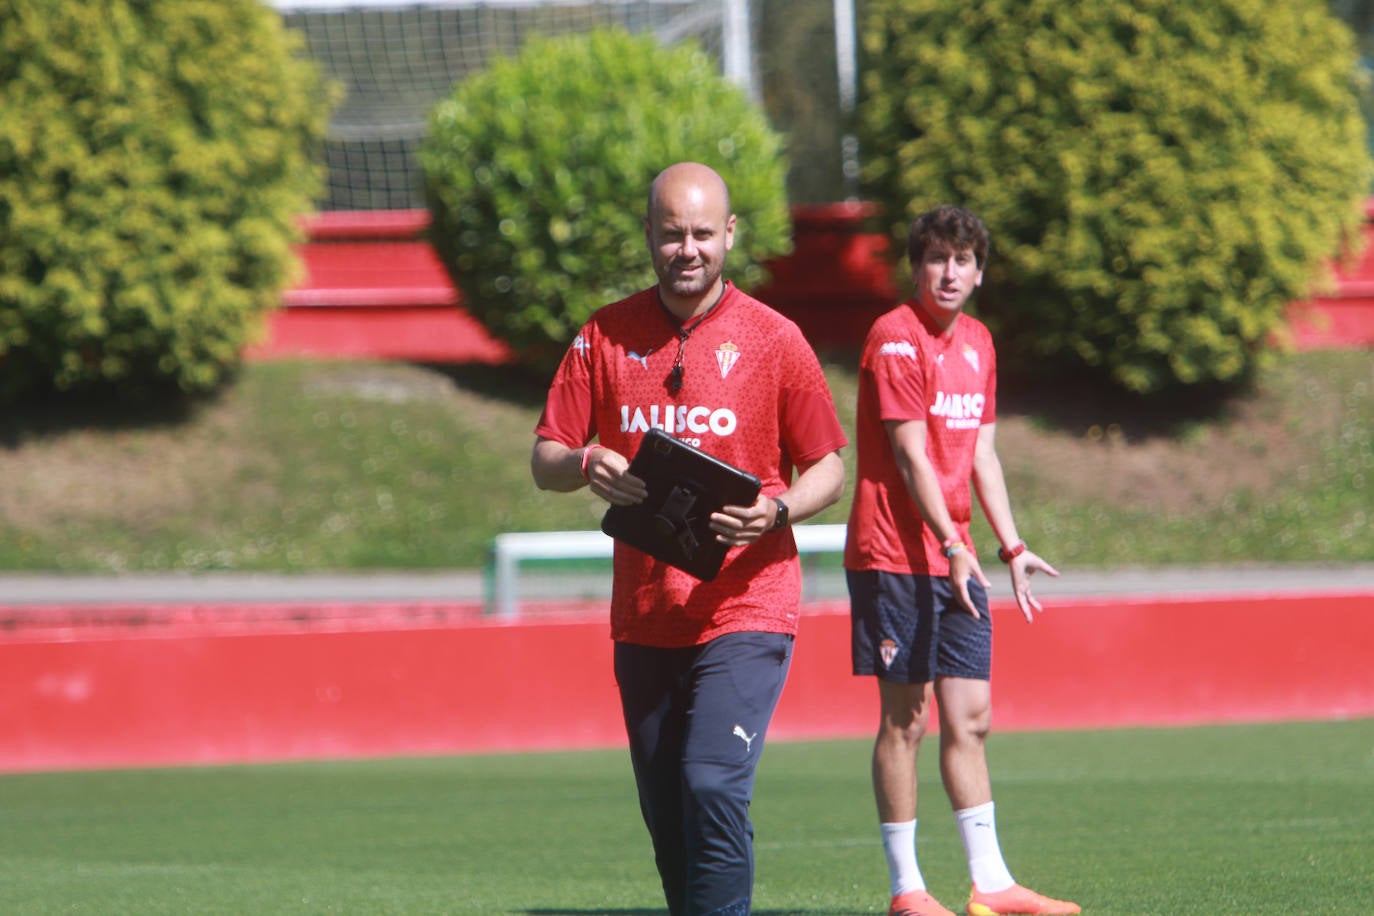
[532,162,847,915]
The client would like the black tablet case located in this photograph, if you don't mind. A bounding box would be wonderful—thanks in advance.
[600,428,762,581]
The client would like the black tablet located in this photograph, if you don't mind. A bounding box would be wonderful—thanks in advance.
[600,428,762,581]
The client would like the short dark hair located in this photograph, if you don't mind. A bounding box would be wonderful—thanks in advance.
[907,205,990,269]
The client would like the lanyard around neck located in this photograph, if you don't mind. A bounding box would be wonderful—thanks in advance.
[659,287,725,394]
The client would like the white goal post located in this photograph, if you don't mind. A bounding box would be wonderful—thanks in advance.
[270,0,754,89]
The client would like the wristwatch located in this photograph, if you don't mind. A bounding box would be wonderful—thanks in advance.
[771,497,790,531]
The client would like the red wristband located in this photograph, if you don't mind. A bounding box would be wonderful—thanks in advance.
[998,541,1026,563]
[579,445,602,480]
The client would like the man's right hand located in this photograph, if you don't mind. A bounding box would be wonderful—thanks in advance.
[583,446,647,506]
[948,549,991,618]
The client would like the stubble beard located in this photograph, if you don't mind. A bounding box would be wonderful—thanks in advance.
[660,262,720,301]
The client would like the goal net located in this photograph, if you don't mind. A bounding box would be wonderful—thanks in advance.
[270,0,748,212]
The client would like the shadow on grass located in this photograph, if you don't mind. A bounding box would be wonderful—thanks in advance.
[991,363,1252,441]
[0,377,213,445]
[420,360,554,411]
[0,359,556,445]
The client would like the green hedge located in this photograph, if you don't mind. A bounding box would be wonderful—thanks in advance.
[0,0,331,401]
[421,28,792,372]
[859,0,1372,393]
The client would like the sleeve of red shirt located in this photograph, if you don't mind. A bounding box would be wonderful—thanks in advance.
[873,339,928,425]
[533,330,595,448]
[778,324,848,463]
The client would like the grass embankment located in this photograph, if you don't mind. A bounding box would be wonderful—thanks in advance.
[0,350,1369,572]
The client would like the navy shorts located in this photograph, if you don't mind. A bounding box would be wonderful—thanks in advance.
[847,569,992,683]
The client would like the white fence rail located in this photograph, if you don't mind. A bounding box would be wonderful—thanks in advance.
[488,524,848,617]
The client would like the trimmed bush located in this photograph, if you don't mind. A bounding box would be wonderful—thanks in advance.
[0,0,331,401]
[859,0,1372,393]
[420,28,791,371]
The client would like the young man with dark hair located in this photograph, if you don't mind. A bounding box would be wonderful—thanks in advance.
[844,205,1078,916]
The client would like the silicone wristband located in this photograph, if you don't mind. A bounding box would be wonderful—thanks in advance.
[941,539,966,559]
[998,541,1027,563]
[579,445,602,480]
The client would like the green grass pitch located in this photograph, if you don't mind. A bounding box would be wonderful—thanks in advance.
[0,719,1370,914]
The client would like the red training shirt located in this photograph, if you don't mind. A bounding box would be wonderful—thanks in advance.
[844,302,998,576]
[536,282,847,647]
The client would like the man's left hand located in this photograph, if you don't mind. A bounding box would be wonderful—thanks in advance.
[709,492,776,546]
[1009,550,1060,623]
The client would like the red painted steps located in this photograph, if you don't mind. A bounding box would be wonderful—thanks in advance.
[248,203,1374,363]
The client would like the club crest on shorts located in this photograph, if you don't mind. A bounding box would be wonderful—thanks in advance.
[715,341,740,378]
[880,637,899,669]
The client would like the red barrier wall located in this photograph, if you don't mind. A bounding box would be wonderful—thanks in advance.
[3,592,1371,774]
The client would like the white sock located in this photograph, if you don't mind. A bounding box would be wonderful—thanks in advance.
[881,820,926,896]
[955,802,1015,893]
